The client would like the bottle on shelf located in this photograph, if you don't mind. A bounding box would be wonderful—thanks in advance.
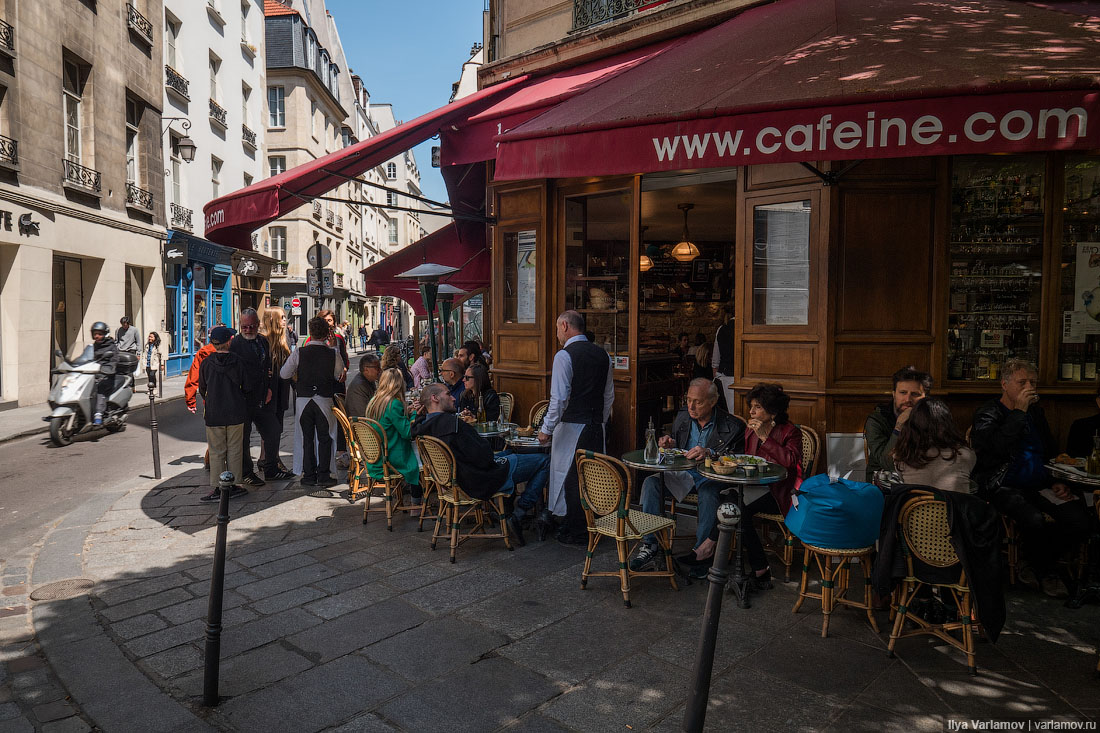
[1085,342,1098,382]
[1073,344,1084,382]
[1061,346,1075,381]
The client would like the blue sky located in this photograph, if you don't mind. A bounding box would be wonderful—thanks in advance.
[326,0,486,204]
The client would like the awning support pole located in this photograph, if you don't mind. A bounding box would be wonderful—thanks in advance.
[799,160,863,186]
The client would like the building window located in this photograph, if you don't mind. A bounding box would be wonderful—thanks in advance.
[165,15,180,69]
[243,172,253,187]
[386,162,397,179]
[267,86,284,127]
[211,156,222,198]
[270,226,286,261]
[241,82,251,126]
[125,98,141,185]
[310,100,317,138]
[306,32,316,70]
[169,134,182,205]
[388,218,398,244]
[268,155,286,176]
[386,191,396,207]
[208,53,220,102]
[240,0,249,37]
[63,59,87,164]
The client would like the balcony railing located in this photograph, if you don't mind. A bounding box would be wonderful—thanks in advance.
[335,273,344,288]
[335,214,343,230]
[251,232,260,251]
[312,201,322,218]
[571,0,666,32]
[170,203,193,231]
[0,18,14,57]
[165,65,189,101]
[125,182,153,210]
[209,99,227,128]
[62,159,101,193]
[325,209,334,226]
[242,124,257,149]
[272,263,287,277]
[0,135,18,167]
[126,3,153,45]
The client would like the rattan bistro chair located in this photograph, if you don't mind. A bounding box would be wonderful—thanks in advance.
[498,392,515,423]
[792,543,879,638]
[352,417,417,531]
[576,450,678,607]
[334,409,365,501]
[887,490,978,675]
[529,400,550,432]
[756,424,819,581]
[416,435,513,563]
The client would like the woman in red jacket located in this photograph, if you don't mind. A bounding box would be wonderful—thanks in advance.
[742,383,803,586]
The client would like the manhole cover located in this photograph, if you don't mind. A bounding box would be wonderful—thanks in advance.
[30,578,95,601]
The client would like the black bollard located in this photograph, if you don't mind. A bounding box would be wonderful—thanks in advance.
[683,501,740,733]
[148,381,162,479]
[203,471,234,707]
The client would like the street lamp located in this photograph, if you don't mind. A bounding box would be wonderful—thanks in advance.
[162,117,197,163]
[396,262,459,382]
[409,284,467,362]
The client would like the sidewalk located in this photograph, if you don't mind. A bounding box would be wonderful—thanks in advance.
[4,457,1098,731]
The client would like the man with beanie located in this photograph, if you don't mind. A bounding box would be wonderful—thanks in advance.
[198,326,249,502]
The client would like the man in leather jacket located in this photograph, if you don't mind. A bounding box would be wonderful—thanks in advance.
[90,321,119,426]
[630,378,746,574]
[971,359,1092,596]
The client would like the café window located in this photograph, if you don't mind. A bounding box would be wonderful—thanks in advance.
[751,200,811,326]
[946,155,1044,381]
[502,228,538,325]
[1057,154,1100,382]
[564,189,632,359]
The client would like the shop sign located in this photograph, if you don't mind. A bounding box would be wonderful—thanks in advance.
[0,209,46,238]
[164,241,188,265]
[234,255,271,280]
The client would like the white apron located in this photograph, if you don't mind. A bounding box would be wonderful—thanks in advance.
[547,422,609,517]
[291,395,337,476]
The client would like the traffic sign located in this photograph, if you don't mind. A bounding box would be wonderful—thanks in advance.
[307,244,332,268]
[307,269,320,297]
[291,297,301,308]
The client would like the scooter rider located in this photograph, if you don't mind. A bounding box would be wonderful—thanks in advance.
[90,321,119,426]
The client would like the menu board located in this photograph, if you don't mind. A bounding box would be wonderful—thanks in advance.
[516,230,537,324]
[752,201,811,325]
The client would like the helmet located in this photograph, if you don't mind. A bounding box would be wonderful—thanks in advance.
[91,321,109,334]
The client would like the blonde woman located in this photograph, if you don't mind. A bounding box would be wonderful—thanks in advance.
[365,368,421,502]
[256,308,295,479]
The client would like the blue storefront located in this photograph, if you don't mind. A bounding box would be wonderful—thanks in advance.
[163,231,234,377]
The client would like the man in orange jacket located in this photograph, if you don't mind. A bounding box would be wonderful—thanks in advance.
[186,342,217,468]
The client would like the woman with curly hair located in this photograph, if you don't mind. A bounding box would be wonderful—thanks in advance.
[381,344,414,390]
[892,398,975,493]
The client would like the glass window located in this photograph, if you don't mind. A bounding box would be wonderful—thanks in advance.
[268,155,286,176]
[63,60,84,163]
[387,162,397,179]
[210,156,222,198]
[502,230,538,325]
[267,86,284,127]
[310,100,317,137]
[947,156,1044,381]
[165,16,179,69]
[386,191,396,207]
[241,83,251,126]
[125,98,139,185]
[208,54,219,102]
[270,226,286,261]
[1057,155,1100,382]
[751,200,811,326]
[169,135,182,205]
[307,33,316,70]
[387,218,398,244]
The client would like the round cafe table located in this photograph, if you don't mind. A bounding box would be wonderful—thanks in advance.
[695,462,787,609]
[1045,462,1100,610]
[621,450,700,507]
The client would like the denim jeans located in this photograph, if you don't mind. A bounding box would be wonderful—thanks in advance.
[497,451,550,516]
[639,469,722,549]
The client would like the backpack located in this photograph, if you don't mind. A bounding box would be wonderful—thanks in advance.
[784,474,884,549]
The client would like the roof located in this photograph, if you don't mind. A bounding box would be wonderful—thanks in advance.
[263,0,298,17]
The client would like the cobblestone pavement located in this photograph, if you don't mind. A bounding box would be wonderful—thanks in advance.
[2,422,1098,732]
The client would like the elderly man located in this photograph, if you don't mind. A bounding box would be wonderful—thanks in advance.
[972,359,1093,597]
[440,357,465,402]
[539,310,614,545]
[412,383,550,546]
[230,308,291,485]
[630,378,745,576]
[344,353,380,417]
[410,347,433,389]
[864,366,933,480]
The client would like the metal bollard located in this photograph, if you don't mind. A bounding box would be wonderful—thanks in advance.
[148,381,162,479]
[683,502,740,733]
[203,471,234,707]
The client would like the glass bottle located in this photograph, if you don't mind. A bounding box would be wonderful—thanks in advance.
[1087,432,1100,475]
[1086,342,1098,381]
[1061,347,1074,380]
[477,394,487,425]
[1073,344,1083,382]
[643,418,659,465]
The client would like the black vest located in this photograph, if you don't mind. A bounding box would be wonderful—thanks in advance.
[715,320,736,376]
[294,345,337,398]
[561,339,610,424]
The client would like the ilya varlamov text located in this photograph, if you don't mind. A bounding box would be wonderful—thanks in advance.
[947,721,1097,731]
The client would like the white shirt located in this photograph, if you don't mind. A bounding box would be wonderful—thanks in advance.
[542,334,614,435]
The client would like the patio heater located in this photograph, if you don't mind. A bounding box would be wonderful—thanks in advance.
[396,263,458,383]
[409,284,467,365]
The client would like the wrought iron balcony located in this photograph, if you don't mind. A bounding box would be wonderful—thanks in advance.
[62,159,101,194]
[335,214,343,230]
[170,203,193,231]
[208,99,227,128]
[312,201,322,218]
[126,3,153,46]
[272,263,288,277]
[125,183,153,211]
[325,209,334,226]
[251,232,260,251]
[0,134,18,167]
[165,65,189,101]
[571,0,664,32]
[242,124,257,149]
[0,18,13,57]
[334,273,344,288]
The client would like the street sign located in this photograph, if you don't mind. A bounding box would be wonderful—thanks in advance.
[307,244,332,268]
[306,269,320,297]
[291,297,301,308]
[321,268,334,297]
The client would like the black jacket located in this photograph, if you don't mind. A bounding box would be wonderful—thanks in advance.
[872,484,1005,642]
[411,411,508,500]
[345,373,376,417]
[1066,413,1100,458]
[92,336,119,376]
[457,388,501,422]
[971,398,1056,494]
[198,351,249,427]
[668,408,745,454]
[229,334,271,410]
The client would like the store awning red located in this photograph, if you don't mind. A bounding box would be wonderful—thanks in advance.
[201,76,529,249]
[494,0,1100,180]
[360,221,488,316]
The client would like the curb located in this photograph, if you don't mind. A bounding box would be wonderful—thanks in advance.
[0,393,186,446]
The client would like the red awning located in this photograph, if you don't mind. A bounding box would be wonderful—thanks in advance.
[494,0,1100,179]
[360,221,488,316]
[202,76,529,249]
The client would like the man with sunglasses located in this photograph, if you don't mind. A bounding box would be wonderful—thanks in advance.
[440,357,466,403]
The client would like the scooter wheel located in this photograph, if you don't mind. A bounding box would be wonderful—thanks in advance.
[49,416,74,446]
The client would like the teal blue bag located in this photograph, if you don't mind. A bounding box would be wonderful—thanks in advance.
[784,474,884,549]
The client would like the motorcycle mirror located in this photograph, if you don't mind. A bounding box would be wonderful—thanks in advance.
[54,349,64,359]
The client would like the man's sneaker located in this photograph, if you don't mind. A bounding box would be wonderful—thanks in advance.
[265,467,296,481]
[241,473,265,487]
[629,544,659,572]
[200,489,221,502]
[92,413,103,426]
[228,485,249,499]
[315,474,338,488]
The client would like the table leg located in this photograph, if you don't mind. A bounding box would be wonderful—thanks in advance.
[727,484,751,609]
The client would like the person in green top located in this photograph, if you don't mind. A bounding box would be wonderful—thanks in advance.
[865,366,932,481]
[365,368,422,501]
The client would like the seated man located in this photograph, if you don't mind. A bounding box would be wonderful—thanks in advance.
[630,378,745,576]
[865,365,932,481]
[440,358,466,402]
[972,359,1093,597]
[412,383,549,546]
[344,353,380,417]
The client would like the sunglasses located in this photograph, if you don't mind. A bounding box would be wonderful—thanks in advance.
[463,375,475,381]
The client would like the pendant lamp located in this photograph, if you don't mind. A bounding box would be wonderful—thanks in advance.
[639,225,654,272]
[670,203,700,262]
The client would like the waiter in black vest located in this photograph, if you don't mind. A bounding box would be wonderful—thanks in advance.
[711,304,736,414]
[538,310,614,545]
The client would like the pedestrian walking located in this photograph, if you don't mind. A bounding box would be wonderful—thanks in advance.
[230,308,285,486]
[116,316,140,353]
[287,321,299,351]
[142,332,162,389]
[280,316,345,486]
[198,326,249,502]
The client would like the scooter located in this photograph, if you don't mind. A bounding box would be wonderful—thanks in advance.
[45,346,138,446]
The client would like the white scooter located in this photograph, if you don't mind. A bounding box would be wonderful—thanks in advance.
[45,347,138,446]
